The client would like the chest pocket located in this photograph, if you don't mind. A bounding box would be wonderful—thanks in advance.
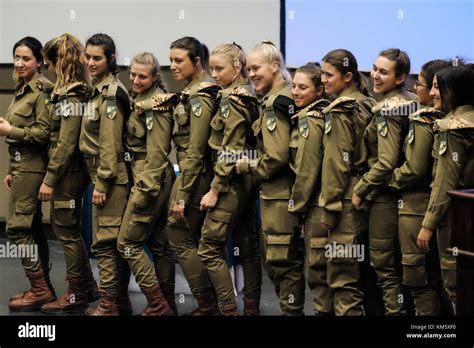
[365,120,378,147]
[174,102,189,126]
[84,101,100,122]
[13,102,34,118]
[128,113,146,138]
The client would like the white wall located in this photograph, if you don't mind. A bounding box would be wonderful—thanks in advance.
[0,0,280,64]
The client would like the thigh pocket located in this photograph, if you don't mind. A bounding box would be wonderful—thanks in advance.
[202,209,233,242]
[10,201,36,230]
[308,237,328,268]
[266,233,292,265]
[97,215,122,244]
[402,253,427,287]
[369,238,394,268]
[328,230,359,264]
[53,200,77,227]
[126,213,153,242]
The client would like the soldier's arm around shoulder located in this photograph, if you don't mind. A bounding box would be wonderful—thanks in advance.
[319,97,357,227]
[242,94,294,180]
[175,83,219,205]
[96,83,130,194]
[132,93,177,207]
[43,83,90,187]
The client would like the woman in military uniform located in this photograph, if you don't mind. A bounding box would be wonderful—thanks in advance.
[166,36,221,315]
[236,41,305,316]
[288,62,330,315]
[318,50,375,315]
[117,52,176,316]
[0,37,55,311]
[353,49,417,315]
[34,34,100,315]
[79,33,131,316]
[197,43,262,316]
[386,60,451,315]
[419,64,474,314]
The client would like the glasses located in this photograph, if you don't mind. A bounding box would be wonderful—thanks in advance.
[415,80,430,89]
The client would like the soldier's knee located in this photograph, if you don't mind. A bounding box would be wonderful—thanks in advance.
[369,238,395,268]
[402,253,428,287]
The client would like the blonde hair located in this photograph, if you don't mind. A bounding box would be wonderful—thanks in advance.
[43,33,87,93]
[211,42,247,78]
[250,41,291,82]
[131,52,167,92]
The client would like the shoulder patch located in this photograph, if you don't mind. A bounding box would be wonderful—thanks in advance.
[298,116,309,139]
[409,107,444,124]
[372,97,418,117]
[229,86,258,107]
[322,97,357,114]
[435,114,474,132]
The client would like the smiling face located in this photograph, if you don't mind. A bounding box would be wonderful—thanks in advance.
[246,50,278,94]
[13,45,41,81]
[321,61,351,96]
[209,54,239,87]
[130,63,156,94]
[170,48,200,82]
[371,55,406,95]
[429,75,442,110]
[292,71,322,108]
[415,73,431,106]
[84,44,110,82]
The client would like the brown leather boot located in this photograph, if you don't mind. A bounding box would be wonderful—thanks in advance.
[9,269,56,312]
[190,290,221,316]
[41,277,88,314]
[85,291,119,316]
[82,260,100,303]
[10,264,55,301]
[243,298,260,316]
[141,283,174,316]
[219,301,240,316]
[160,283,178,315]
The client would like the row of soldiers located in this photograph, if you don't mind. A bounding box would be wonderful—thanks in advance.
[1,32,473,316]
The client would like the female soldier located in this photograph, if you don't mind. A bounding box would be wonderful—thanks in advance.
[419,64,474,314]
[117,52,176,316]
[288,62,330,315]
[353,48,417,315]
[318,50,375,315]
[197,43,261,316]
[236,41,305,316]
[33,34,100,315]
[387,60,451,315]
[0,36,54,311]
[167,37,220,315]
[80,33,131,316]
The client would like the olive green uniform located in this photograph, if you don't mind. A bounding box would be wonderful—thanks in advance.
[289,98,330,314]
[5,74,52,274]
[167,72,219,297]
[387,107,444,315]
[197,78,262,305]
[239,81,305,315]
[117,86,177,291]
[354,87,417,315]
[79,74,131,294]
[44,82,92,280]
[422,105,474,310]
[318,86,375,315]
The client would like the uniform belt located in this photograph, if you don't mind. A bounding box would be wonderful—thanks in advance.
[8,146,47,157]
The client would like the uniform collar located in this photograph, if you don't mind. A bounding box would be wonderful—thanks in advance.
[93,74,115,95]
[15,73,41,96]
[381,86,405,100]
[185,71,213,91]
[452,104,474,117]
[263,79,290,102]
[132,85,160,102]
[338,84,359,98]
